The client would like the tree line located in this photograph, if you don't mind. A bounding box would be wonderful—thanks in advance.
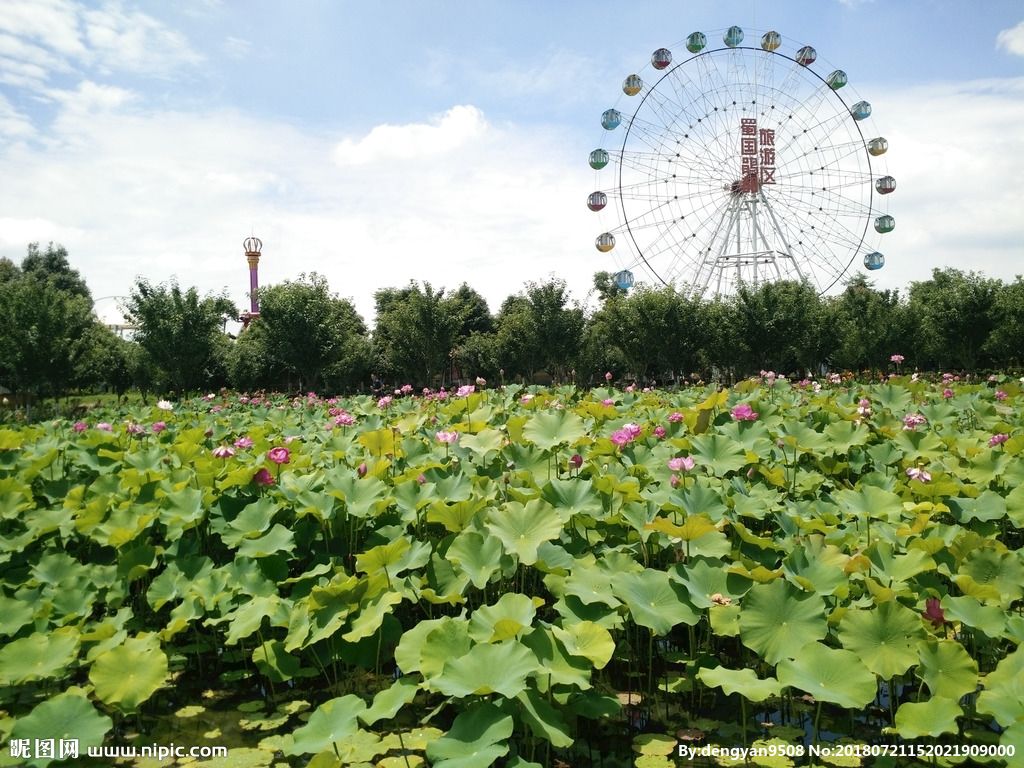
[1,243,1022,408]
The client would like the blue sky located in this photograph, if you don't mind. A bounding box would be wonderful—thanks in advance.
[1,0,1022,324]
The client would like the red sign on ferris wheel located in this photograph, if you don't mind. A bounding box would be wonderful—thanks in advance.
[739,118,776,191]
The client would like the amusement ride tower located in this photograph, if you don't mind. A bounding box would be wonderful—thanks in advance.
[240,236,262,328]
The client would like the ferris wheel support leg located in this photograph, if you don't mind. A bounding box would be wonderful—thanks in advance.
[758,191,805,283]
[694,197,741,296]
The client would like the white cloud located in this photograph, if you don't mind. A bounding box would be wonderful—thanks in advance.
[224,36,252,59]
[332,105,488,166]
[0,0,201,88]
[997,20,1024,57]
[0,93,33,138]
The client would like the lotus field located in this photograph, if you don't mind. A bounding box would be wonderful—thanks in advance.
[1,377,1023,768]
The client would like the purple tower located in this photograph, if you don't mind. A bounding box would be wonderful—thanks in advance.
[241,236,262,328]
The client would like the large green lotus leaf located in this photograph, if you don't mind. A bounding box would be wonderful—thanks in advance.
[421,551,470,604]
[226,595,288,645]
[0,629,79,684]
[892,428,946,460]
[92,504,157,547]
[894,697,962,739]
[670,558,752,609]
[252,639,301,682]
[357,428,403,458]
[343,591,404,643]
[739,580,826,665]
[90,635,168,711]
[689,434,746,476]
[541,477,604,518]
[425,470,474,502]
[356,536,431,580]
[469,592,537,643]
[697,666,781,702]
[867,541,936,586]
[551,620,614,670]
[837,601,924,679]
[515,686,574,748]
[360,677,419,726]
[947,491,1008,524]
[519,626,592,690]
[872,384,912,413]
[777,642,877,709]
[325,473,392,518]
[446,530,504,588]
[964,449,1011,486]
[486,499,565,565]
[11,691,112,767]
[918,639,978,700]
[427,497,489,533]
[0,595,35,636]
[833,485,903,523]
[776,421,829,454]
[710,604,741,637]
[425,702,513,768]
[782,540,849,596]
[647,514,717,542]
[393,617,447,675]
[459,428,504,456]
[941,595,1007,638]
[953,547,1024,606]
[222,496,279,542]
[157,486,206,538]
[124,445,165,474]
[668,483,729,522]
[561,563,621,608]
[285,695,367,755]
[432,640,537,698]
[823,420,870,455]
[613,568,699,635]
[976,646,1024,727]
[236,523,295,558]
[718,420,774,454]
[522,409,587,451]
[420,618,473,679]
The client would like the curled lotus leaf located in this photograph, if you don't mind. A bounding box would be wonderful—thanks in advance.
[894,697,963,738]
[551,620,615,669]
[468,592,538,643]
[777,642,877,709]
[285,695,367,756]
[976,646,1024,727]
[431,640,537,698]
[426,702,513,768]
[697,665,782,702]
[11,691,112,767]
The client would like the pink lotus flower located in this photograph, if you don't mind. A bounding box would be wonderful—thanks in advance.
[605,371,612,382]
[989,433,1010,447]
[401,383,414,394]
[625,384,635,393]
[72,421,88,433]
[610,429,633,447]
[906,466,931,483]
[377,396,392,408]
[435,430,459,444]
[456,385,475,397]
[623,423,642,438]
[890,354,905,364]
[96,422,113,432]
[668,411,683,423]
[151,421,167,433]
[335,413,355,426]
[521,394,534,404]
[417,473,427,484]
[668,456,695,472]
[602,398,615,406]
[995,390,1008,401]
[213,445,235,459]
[857,398,872,417]
[731,403,758,421]
[126,422,145,435]
[569,453,583,469]
[653,426,667,438]
[357,462,368,478]
[902,413,927,431]
[234,436,254,449]
[670,474,681,488]
[267,447,290,464]
[942,388,954,399]
[942,373,954,383]
[253,468,275,486]
[922,597,945,628]
[475,377,486,387]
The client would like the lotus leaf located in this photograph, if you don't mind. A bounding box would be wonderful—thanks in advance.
[11,691,112,766]
[614,568,699,635]
[469,592,537,642]
[325,473,392,517]
[689,434,747,475]
[285,695,367,755]
[360,677,419,725]
[541,477,604,518]
[459,427,504,455]
[343,590,404,642]
[866,541,936,586]
[432,640,537,698]
[522,409,586,451]
[551,620,614,669]
[252,639,300,682]
[89,634,168,711]
[0,595,35,636]
[425,702,513,768]
[671,558,752,609]
[486,499,565,565]
[356,536,430,580]
[941,594,1007,638]
[697,666,782,702]
[894,697,962,738]
[739,580,826,664]
[519,626,592,690]
[561,563,621,608]
[446,530,504,587]
[917,639,978,700]
[837,601,924,679]
[777,642,877,709]
[976,646,1024,727]
[0,630,79,685]
[948,491,1008,524]
[953,546,1024,606]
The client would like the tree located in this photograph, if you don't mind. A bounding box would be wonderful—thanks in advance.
[372,282,456,386]
[21,242,92,301]
[732,280,829,376]
[985,277,1024,369]
[494,278,584,382]
[908,268,1001,370]
[828,274,910,372]
[125,279,236,395]
[251,273,369,392]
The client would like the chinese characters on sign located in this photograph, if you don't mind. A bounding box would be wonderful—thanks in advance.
[739,118,776,190]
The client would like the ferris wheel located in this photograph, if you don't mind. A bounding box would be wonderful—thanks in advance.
[589,27,894,296]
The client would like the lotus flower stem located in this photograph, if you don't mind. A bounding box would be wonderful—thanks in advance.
[813,699,823,743]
